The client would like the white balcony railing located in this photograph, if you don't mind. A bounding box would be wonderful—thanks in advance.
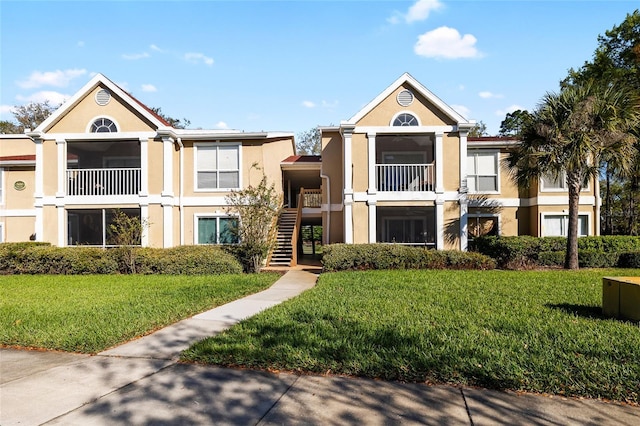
[66,168,142,196]
[376,164,434,192]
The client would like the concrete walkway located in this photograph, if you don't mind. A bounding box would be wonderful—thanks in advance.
[2,269,639,425]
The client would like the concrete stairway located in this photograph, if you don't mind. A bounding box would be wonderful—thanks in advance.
[269,209,297,266]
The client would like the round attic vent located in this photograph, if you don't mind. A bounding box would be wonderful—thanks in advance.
[397,89,414,107]
[95,89,111,106]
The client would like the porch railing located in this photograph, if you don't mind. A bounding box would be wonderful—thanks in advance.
[301,188,322,208]
[66,168,142,196]
[376,164,434,192]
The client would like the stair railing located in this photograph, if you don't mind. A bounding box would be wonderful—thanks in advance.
[265,203,283,267]
[290,187,305,267]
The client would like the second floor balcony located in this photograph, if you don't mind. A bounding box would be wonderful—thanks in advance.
[66,168,142,196]
[376,163,434,192]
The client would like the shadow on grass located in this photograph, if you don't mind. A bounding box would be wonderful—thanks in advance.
[546,303,606,320]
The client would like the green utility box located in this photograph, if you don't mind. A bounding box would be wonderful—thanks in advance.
[603,277,640,321]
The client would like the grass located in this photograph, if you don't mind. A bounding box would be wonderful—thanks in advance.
[0,273,279,353]
[182,269,640,403]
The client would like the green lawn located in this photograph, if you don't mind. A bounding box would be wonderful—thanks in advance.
[0,273,279,353]
[183,269,640,403]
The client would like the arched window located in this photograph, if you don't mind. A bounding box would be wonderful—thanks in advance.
[90,118,117,133]
[392,113,419,126]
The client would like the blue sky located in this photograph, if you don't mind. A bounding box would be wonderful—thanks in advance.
[1,1,637,136]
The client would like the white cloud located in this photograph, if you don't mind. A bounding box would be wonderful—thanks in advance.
[184,52,214,66]
[389,0,443,24]
[17,69,87,89]
[479,91,504,99]
[0,104,14,120]
[122,52,150,60]
[141,84,157,92]
[150,44,163,52]
[16,90,69,105]
[451,104,471,119]
[215,121,229,129]
[414,26,481,59]
[321,100,339,108]
[496,104,524,116]
[302,100,316,108]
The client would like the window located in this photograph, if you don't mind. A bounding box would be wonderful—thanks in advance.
[90,118,117,133]
[540,172,590,192]
[67,208,141,246]
[196,216,238,244]
[392,113,419,126]
[468,215,499,240]
[467,150,499,193]
[542,214,589,237]
[195,144,240,190]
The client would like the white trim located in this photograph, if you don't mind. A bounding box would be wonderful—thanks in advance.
[85,115,120,133]
[467,149,500,195]
[436,198,444,249]
[0,167,4,205]
[57,206,65,246]
[540,212,591,237]
[459,131,468,192]
[354,125,454,135]
[33,132,156,141]
[539,172,591,193]
[468,196,597,208]
[347,73,470,125]
[0,221,3,243]
[368,200,376,243]
[434,132,444,193]
[193,142,242,192]
[460,197,468,251]
[389,111,422,127]
[467,212,501,238]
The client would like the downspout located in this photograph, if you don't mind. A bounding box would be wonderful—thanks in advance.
[321,172,330,245]
[177,138,184,245]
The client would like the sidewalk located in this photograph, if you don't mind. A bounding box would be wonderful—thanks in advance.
[2,268,639,425]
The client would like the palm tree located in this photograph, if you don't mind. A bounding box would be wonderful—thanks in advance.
[506,81,639,269]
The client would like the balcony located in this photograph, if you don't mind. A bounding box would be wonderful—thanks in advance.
[376,164,434,192]
[66,168,141,196]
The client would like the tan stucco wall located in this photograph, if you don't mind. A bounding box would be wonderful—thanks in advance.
[357,84,456,127]
[443,134,460,191]
[321,131,343,206]
[351,133,368,193]
[147,204,164,247]
[352,202,369,243]
[3,168,35,209]
[42,140,58,196]
[444,201,460,250]
[0,136,34,156]
[148,139,164,195]
[42,206,58,243]
[3,216,35,242]
[49,85,156,133]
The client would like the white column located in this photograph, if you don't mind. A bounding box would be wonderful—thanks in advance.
[57,206,65,246]
[139,137,149,196]
[435,132,444,194]
[367,132,376,194]
[368,200,376,243]
[342,125,354,244]
[163,203,173,248]
[459,197,468,251]
[34,138,44,241]
[436,199,444,250]
[459,130,468,193]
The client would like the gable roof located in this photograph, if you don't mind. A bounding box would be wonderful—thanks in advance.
[33,73,172,133]
[346,72,473,127]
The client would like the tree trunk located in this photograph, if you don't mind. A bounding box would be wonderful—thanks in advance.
[564,172,581,270]
[604,166,612,235]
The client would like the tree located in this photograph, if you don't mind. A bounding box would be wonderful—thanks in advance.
[225,167,282,272]
[468,121,488,137]
[108,209,149,273]
[564,10,640,235]
[3,101,57,133]
[507,81,639,269]
[150,106,191,129]
[296,126,321,155]
[499,110,532,137]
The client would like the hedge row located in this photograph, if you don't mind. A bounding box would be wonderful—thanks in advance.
[0,243,242,275]
[322,244,496,272]
[471,236,640,269]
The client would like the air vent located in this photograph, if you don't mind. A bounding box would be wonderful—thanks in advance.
[95,89,111,106]
[397,89,414,107]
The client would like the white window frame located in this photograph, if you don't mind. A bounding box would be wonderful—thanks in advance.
[193,213,239,245]
[467,150,500,194]
[540,172,590,192]
[193,142,242,192]
[0,222,4,243]
[540,212,591,237]
[467,213,501,239]
[390,111,421,127]
[0,167,4,205]
[86,115,120,133]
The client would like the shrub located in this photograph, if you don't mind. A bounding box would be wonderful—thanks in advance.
[0,246,118,274]
[133,246,243,275]
[322,244,495,272]
[538,251,564,267]
[618,252,640,268]
[578,250,620,268]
